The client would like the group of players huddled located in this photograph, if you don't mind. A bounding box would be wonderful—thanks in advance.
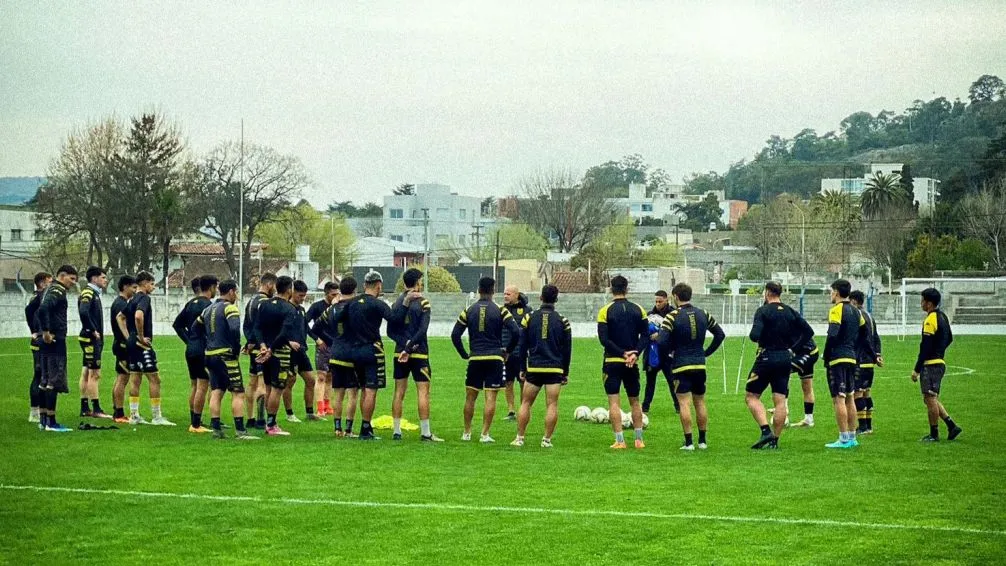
[24,263,962,449]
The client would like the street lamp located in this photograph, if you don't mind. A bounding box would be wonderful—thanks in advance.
[789,199,807,311]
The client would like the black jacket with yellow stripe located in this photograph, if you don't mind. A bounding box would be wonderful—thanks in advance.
[656,303,726,373]
[824,300,875,367]
[519,304,572,375]
[915,309,952,373]
[193,300,242,357]
[451,299,520,361]
[78,284,103,340]
[856,308,882,368]
[596,298,650,363]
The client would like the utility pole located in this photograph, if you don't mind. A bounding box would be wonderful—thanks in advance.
[493,230,500,283]
[238,119,245,299]
[330,213,335,282]
[471,222,483,258]
[421,208,430,280]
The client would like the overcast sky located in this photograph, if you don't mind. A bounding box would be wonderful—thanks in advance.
[2,2,1005,206]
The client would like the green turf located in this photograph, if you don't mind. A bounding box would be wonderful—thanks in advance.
[1,335,1005,564]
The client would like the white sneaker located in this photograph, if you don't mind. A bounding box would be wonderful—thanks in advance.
[540,438,553,448]
[286,414,302,423]
[461,432,472,442]
[150,416,176,426]
[28,410,40,423]
[510,437,524,447]
[480,435,495,444]
[129,414,149,425]
[784,418,791,428]
[791,418,815,428]
[680,444,696,451]
[698,442,708,450]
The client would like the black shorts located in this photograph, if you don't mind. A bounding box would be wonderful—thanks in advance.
[289,348,313,375]
[394,355,431,382]
[330,361,361,389]
[920,364,945,396]
[525,370,564,387]
[31,347,41,381]
[315,346,332,372]
[112,342,129,376]
[673,368,707,396]
[504,358,522,384]
[746,351,791,397]
[791,352,819,379]
[186,354,208,380]
[127,345,158,374]
[466,358,504,390]
[855,366,875,391]
[206,354,244,393]
[263,347,291,389]
[349,342,386,390]
[603,362,641,398]
[40,350,69,393]
[827,363,856,398]
[248,349,264,376]
[79,337,103,370]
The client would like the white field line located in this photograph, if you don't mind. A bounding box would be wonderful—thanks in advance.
[1,484,1002,537]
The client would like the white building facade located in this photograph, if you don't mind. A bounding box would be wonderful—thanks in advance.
[820,163,940,213]
[382,184,483,260]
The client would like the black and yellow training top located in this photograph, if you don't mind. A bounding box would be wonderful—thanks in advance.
[452,299,520,361]
[914,309,953,373]
[520,303,572,375]
[657,303,726,373]
[596,298,650,363]
[857,308,882,368]
[824,300,874,367]
[193,300,242,357]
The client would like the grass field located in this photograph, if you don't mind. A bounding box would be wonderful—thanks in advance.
[1,334,1005,564]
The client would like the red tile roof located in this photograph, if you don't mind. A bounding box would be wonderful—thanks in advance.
[552,271,593,293]
[169,242,267,256]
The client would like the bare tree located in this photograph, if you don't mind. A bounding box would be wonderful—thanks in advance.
[516,169,617,252]
[198,142,310,287]
[357,216,383,238]
[961,176,1006,269]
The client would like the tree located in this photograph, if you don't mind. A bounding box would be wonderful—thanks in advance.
[480,196,496,217]
[645,167,672,197]
[257,201,356,270]
[393,264,461,293]
[960,176,1006,269]
[393,183,415,196]
[198,142,310,288]
[635,241,683,267]
[683,171,726,196]
[462,222,549,263]
[900,163,914,193]
[968,74,1005,104]
[675,193,723,232]
[517,169,618,252]
[861,172,911,219]
[907,234,994,276]
[582,154,649,197]
[571,219,636,289]
[327,200,383,218]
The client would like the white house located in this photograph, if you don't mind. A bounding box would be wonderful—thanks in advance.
[820,163,940,213]
[354,236,425,268]
[382,184,483,261]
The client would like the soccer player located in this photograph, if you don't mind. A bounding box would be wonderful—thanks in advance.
[37,264,78,432]
[788,332,819,428]
[288,279,321,421]
[254,275,300,436]
[452,276,520,443]
[193,279,258,440]
[643,290,679,414]
[322,276,361,437]
[745,281,814,450]
[307,281,340,416]
[77,266,110,418]
[243,272,276,429]
[850,290,882,435]
[343,270,411,440]
[389,268,442,442]
[657,283,725,450]
[511,284,571,448]
[501,285,532,420]
[110,275,136,423]
[913,288,962,442]
[121,270,175,426]
[596,275,650,449]
[173,275,217,433]
[823,279,876,449]
[25,271,51,423]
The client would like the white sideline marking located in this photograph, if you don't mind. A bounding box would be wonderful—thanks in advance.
[1,484,1002,537]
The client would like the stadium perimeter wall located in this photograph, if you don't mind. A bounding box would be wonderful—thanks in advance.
[2,291,1004,339]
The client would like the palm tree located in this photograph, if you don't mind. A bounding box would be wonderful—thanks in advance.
[861,172,911,219]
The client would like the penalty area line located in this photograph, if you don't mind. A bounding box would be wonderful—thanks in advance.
[0,484,1002,537]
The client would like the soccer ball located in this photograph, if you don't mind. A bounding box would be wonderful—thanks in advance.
[620,410,632,428]
[642,413,650,429]
[573,406,591,421]
[590,407,609,424]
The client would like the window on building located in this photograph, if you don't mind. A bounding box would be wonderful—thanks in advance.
[459,234,466,245]
[390,235,403,242]
[389,209,404,219]
[10,229,22,242]
[641,204,653,212]
[459,209,467,220]
[436,207,449,218]
[412,210,418,219]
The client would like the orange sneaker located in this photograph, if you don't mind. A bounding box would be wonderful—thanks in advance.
[113,416,129,424]
[610,441,627,449]
[634,439,646,449]
[188,425,212,434]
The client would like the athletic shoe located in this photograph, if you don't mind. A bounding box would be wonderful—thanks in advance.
[767,438,780,449]
[920,435,939,442]
[783,418,791,428]
[791,419,814,428]
[266,426,290,436]
[251,420,266,430]
[461,432,472,442]
[91,411,113,419]
[334,430,345,438]
[540,438,553,448]
[634,439,646,449]
[610,441,627,449]
[235,431,260,441]
[45,423,72,432]
[286,414,302,423]
[510,437,524,447]
[344,431,357,439]
[212,429,226,440]
[129,415,149,425]
[479,435,495,444]
[698,442,708,450]
[28,411,40,424]
[767,407,775,413]
[420,434,444,443]
[80,410,93,418]
[948,426,963,441]
[150,416,176,426]
[359,433,381,441]
[848,438,860,447]
[392,433,402,441]
[862,428,874,435]
[188,425,212,434]
[505,412,516,421]
[825,439,853,449]
[38,422,45,432]
[306,414,326,422]
[680,444,695,451]
[751,434,776,449]
[113,416,129,424]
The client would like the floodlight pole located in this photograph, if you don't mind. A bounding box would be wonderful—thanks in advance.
[238,119,245,299]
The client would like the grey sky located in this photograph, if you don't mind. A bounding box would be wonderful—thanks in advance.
[2,2,1005,206]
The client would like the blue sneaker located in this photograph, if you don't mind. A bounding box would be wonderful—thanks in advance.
[45,423,72,433]
[825,439,852,449]
[848,437,859,447]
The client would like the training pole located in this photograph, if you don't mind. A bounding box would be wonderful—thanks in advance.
[721,339,728,394]
[734,333,748,394]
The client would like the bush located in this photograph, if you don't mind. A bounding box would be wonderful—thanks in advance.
[393,265,462,293]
